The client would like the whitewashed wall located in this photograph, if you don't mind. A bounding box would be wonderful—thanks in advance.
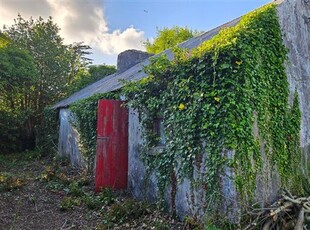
[58,108,85,167]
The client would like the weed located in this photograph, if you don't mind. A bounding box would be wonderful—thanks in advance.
[59,196,82,211]
[97,188,115,205]
[83,188,115,210]
[69,181,85,197]
[205,226,222,230]
[40,165,57,181]
[83,194,100,210]
[184,216,203,230]
[153,220,170,230]
[0,172,25,191]
[101,199,151,227]
[45,180,66,192]
[53,155,70,167]
[0,150,42,169]
[77,174,91,186]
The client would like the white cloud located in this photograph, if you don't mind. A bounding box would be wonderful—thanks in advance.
[0,0,146,56]
[98,27,146,54]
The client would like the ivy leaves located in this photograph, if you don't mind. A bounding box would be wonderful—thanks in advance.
[121,3,302,208]
[70,92,120,170]
[70,3,302,224]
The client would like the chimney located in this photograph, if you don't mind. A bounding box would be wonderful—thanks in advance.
[117,49,153,72]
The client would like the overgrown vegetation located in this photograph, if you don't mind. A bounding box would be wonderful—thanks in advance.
[120,3,304,226]
[0,151,185,229]
[0,34,38,152]
[68,4,304,226]
[12,2,303,228]
[0,15,117,154]
[70,92,120,170]
[144,26,198,54]
[0,150,42,191]
[0,15,90,153]
[68,64,116,94]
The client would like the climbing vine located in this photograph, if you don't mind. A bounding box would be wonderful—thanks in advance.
[70,91,120,169]
[122,3,303,220]
[68,3,305,226]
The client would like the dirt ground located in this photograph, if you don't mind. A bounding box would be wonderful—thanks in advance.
[0,153,100,229]
[0,152,187,230]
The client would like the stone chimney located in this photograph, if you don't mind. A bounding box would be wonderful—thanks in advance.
[117,49,153,72]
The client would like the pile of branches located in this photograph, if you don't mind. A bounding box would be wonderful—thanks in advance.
[245,190,310,230]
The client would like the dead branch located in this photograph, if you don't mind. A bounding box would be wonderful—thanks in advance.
[245,190,310,230]
[294,207,304,230]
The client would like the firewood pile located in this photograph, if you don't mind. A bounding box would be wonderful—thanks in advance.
[245,190,310,230]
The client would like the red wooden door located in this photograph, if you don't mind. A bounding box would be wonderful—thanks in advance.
[95,99,128,192]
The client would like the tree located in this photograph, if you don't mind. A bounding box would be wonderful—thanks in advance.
[69,64,116,94]
[0,33,9,48]
[144,26,198,54]
[0,34,38,152]
[4,15,91,108]
[1,15,90,152]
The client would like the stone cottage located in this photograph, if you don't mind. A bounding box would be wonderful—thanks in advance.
[52,0,310,222]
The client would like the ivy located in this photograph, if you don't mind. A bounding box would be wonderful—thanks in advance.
[70,91,120,170]
[68,3,305,226]
[122,3,304,223]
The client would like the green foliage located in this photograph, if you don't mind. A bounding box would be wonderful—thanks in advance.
[122,3,303,224]
[0,32,10,48]
[1,15,90,153]
[83,188,115,210]
[101,199,151,227]
[0,172,25,191]
[59,196,82,211]
[4,15,88,105]
[184,216,203,230]
[0,41,38,152]
[68,64,116,94]
[144,26,197,54]
[68,181,85,197]
[35,107,59,154]
[70,91,120,169]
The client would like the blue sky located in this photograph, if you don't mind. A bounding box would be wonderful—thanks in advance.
[0,0,270,66]
[97,0,271,64]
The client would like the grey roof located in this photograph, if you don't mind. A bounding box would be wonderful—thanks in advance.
[53,0,281,109]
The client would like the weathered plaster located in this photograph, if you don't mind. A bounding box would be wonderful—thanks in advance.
[277,0,310,149]
[58,109,84,167]
[128,108,158,201]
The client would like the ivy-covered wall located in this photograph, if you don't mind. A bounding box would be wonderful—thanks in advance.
[56,0,310,226]
[58,108,84,167]
[122,2,308,225]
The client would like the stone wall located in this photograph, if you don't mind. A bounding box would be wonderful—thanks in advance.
[277,0,310,152]
[128,108,192,218]
[127,111,240,221]
[128,108,158,202]
[58,109,84,167]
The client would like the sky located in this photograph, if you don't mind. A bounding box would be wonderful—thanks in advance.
[0,0,270,66]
